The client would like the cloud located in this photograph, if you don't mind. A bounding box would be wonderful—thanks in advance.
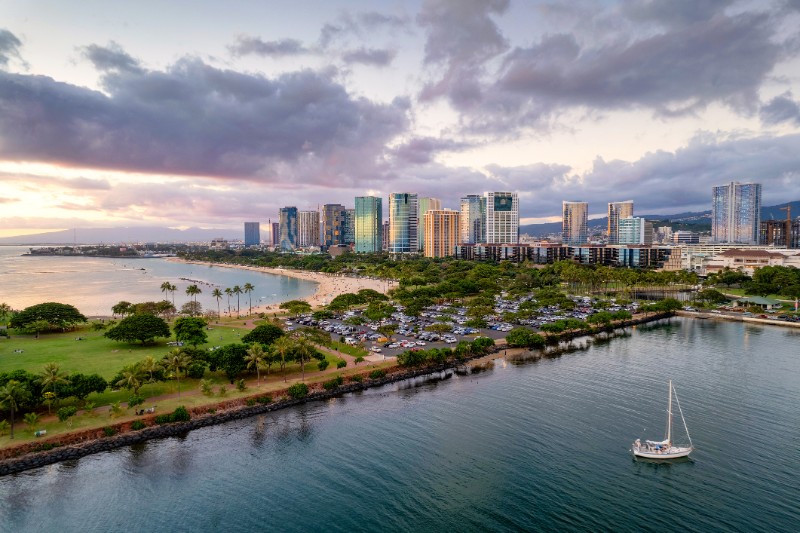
[760,92,800,125]
[0,28,24,69]
[0,196,18,203]
[0,52,409,184]
[390,136,473,164]
[319,10,411,48]
[341,47,396,66]
[0,171,111,191]
[228,36,311,58]
[81,42,143,73]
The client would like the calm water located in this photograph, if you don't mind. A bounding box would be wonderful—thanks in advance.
[0,245,317,316]
[1,318,798,532]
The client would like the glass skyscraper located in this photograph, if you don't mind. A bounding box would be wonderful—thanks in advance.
[485,192,519,244]
[322,204,346,249]
[712,182,761,244]
[244,222,260,247]
[279,207,297,251]
[460,194,486,244]
[355,196,383,253]
[388,193,418,253]
[607,201,633,244]
[562,201,588,245]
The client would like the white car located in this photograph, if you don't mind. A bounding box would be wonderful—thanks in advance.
[370,346,382,353]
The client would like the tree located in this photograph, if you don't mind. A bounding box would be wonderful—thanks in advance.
[272,336,295,382]
[67,373,108,402]
[293,337,316,382]
[212,344,249,383]
[115,364,145,396]
[164,349,191,397]
[245,344,267,385]
[0,380,31,439]
[139,356,162,383]
[505,328,546,349]
[280,300,312,316]
[243,283,255,315]
[224,288,233,315]
[173,316,208,346]
[104,313,171,344]
[0,302,13,328]
[185,285,202,314]
[112,301,134,318]
[212,288,223,318]
[180,301,203,317]
[38,362,69,413]
[161,281,173,302]
[233,285,243,317]
[241,324,284,346]
[9,302,87,332]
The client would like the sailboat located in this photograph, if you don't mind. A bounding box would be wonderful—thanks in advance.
[632,380,694,459]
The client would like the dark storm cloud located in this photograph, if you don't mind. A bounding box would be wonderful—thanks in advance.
[228,36,311,58]
[81,42,143,73]
[417,0,510,108]
[0,28,23,69]
[760,93,800,125]
[341,47,396,67]
[0,52,409,181]
[391,136,473,164]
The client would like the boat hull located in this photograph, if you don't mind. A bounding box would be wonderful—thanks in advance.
[632,446,692,460]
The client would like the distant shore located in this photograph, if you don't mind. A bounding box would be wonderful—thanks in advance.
[170,258,391,312]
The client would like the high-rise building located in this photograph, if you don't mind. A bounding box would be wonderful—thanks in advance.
[617,217,653,245]
[343,208,355,245]
[271,222,280,246]
[279,207,298,251]
[297,210,320,248]
[244,222,260,247]
[485,192,519,244]
[382,221,390,251]
[607,201,634,244]
[712,182,762,244]
[322,204,346,249]
[562,201,589,245]
[760,219,800,248]
[655,226,674,244]
[423,209,460,258]
[355,196,383,253]
[673,231,700,244]
[417,197,442,252]
[388,193,418,253]
[460,194,486,244]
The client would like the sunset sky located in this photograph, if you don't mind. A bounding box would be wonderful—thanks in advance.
[2,0,800,237]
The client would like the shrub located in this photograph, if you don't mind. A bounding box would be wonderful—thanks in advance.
[24,412,40,431]
[236,379,247,392]
[287,383,309,399]
[33,442,60,452]
[369,369,387,379]
[336,360,347,369]
[131,420,146,430]
[256,395,272,404]
[354,356,364,364]
[349,374,363,383]
[154,414,172,424]
[128,395,145,408]
[0,420,10,436]
[246,398,256,406]
[207,408,216,414]
[103,426,117,437]
[91,321,107,331]
[323,376,344,390]
[200,379,214,396]
[172,406,190,422]
[57,406,78,422]
[218,385,228,397]
[110,401,125,418]
[317,359,330,371]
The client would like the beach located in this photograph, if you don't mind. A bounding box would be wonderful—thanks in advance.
[173,259,392,313]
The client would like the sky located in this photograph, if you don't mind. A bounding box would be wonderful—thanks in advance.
[2,0,800,237]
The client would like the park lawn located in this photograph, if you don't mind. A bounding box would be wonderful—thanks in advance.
[718,287,793,300]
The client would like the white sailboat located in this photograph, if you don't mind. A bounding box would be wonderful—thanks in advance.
[632,380,694,459]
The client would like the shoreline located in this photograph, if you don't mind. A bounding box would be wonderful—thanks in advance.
[170,258,391,313]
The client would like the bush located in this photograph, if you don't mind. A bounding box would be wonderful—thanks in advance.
[369,369,387,379]
[323,376,344,390]
[131,420,146,430]
[237,379,247,392]
[103,426,117,437]
[0,420,10,436]
[336,360,347,369]
[246,398,256,406]
[287,383,309,399]
[128,395,145,408]
[218,385,228,397]
[200,379,214,396]
[57,406,78,422]
[317,359,330,371]
[172,406,190,422]
[256,395,273,404]
[349,375,363,383]
[354,356,364,364]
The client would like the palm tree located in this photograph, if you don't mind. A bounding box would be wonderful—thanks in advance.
[243,283,255,316]
[0,302,12,328]
[38,362,69,413]
[0,380,31,439]
[224,288,232,316]
[272,336,295,382]
[232,285,242,317]
[186,284,201,305]
[115,364,145,396]
[160,281,173,302]
[169,283,177,305]
[140,356,161,383]
[212,288,223,319]
[245,344,266,386]
[294,337,315,382]
[165,348,191,398]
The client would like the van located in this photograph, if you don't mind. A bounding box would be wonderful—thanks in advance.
[344,337,358,346]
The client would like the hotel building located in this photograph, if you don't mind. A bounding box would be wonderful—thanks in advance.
[354,196,383,253]
[607,201,633,244]
[711,182,761,244]
[562,201,589,245]
[423,209,460,258]
[485,192,519,244]
[388,193,418,253]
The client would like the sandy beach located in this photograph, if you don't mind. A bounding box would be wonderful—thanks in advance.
[172,259,392,314]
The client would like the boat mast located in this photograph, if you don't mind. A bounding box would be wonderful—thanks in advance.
[666,380,673,444]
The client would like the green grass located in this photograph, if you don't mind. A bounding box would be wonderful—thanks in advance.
[328,341,369,358]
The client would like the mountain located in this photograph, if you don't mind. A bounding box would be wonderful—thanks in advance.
[520,200,800,237]
[0,226,242,245]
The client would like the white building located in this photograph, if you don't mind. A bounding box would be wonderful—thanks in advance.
[618,217,653,245]
[485,192,519,244]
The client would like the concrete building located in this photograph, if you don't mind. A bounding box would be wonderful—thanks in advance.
[278,207,298,251]
[705,248,800,276]
[382,221,390,251]
[460,194,486,244]
[607,201,634,244]
[562,201,589,245]
[388,193,418,253]
[655,226,674,244]
[322,204,346,249]
[343,208,355,245]
[417,197,442,252]
[485,192,519,244]
[423,209,460,258]
[354,196,383,253]
[618,217,653,245]
[297,210,320,248]
[673,231,700,244]
[271,222,280,246]
[244,222,260,247]
[712,181,761,244]
[760,218,800,248]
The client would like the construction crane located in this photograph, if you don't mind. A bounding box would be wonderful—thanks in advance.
[779,205,791,247]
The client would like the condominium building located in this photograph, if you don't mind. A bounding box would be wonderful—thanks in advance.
[354,196,383,253]
[607,201,633,244]
[382,221,390,251]
[460,194,486,244]
[562,201,588,245]
[278,207,298,251]
[243,222,260,247]
[760,219,800,248]
[343,208,355,245]
[485,192,519,244]
[417,197,442,252]
[423,209,460,258]
[711,181,761,244]
[297,210,320,248]
[271,222,280,246]
[388,193,418,253]
[617,217,653,245]
[321,204,346,249]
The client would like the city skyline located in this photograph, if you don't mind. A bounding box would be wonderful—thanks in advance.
[2,1,800,238]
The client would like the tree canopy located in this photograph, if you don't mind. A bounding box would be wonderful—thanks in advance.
[104,313,171,344]
[241,324,284,346]
[9,302,87,332]
[173,316,208,346]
